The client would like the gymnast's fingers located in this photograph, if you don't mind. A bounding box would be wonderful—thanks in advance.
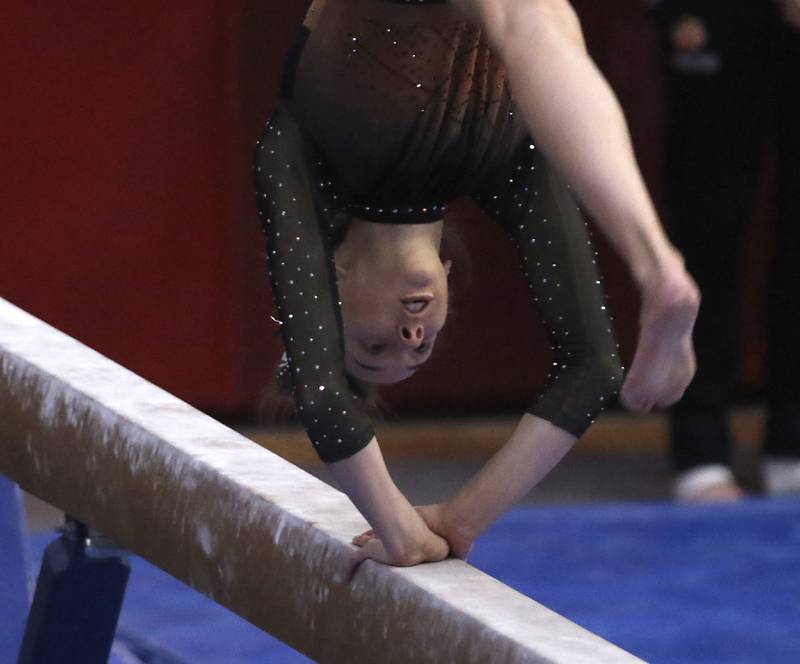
[345,538,395,580]
[351,530,376,546]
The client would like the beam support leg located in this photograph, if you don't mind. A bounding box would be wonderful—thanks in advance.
[18,518,130,664]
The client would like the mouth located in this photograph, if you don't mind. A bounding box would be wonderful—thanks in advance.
[400,294,433,314]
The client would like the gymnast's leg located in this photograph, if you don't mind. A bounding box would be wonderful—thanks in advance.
[454,0,699,413]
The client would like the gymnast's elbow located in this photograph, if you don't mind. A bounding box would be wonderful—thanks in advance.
[533,348,624,436]
[589,350,624,401]
[576,341,624,388]
[572,347,624,413]
[294,389,374,464]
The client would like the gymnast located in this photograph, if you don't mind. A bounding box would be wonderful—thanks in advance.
[255,0,700,569]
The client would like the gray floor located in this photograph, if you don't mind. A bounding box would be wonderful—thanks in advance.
[22,450,668,532]
[22,428,765,533]
[320,446,763,507]
[387,451,674,506]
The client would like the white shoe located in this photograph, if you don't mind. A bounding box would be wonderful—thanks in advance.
[673,464,744,503]
[763,457,800,495]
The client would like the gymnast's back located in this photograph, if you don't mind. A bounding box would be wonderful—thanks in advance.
[281,0,527,222]
[254,0,622,462]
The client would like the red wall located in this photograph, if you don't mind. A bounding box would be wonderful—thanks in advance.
[0,1,296,413]
[0,1,765,418]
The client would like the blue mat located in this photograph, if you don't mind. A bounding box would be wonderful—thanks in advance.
[470,498,800,664]
[9,498,800,663]
[22,531,312,663]
[0,475,31,663]
[110,554,312,664]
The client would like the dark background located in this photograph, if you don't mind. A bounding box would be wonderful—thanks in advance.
[0,1,769,420]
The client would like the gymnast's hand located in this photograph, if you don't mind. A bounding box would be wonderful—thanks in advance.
[352,504,474,561]
[349,519,449,570]
[414,504,475,560]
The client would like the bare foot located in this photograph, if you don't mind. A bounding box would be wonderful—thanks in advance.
[620,264,700,414]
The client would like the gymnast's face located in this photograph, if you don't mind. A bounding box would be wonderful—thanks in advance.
[337,258,451,384]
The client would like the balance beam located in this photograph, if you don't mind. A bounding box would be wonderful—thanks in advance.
[0,297,643,664]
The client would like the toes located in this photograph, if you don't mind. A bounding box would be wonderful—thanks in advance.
[620,384,647,414]
[621,393,653,415]
[657,389,685,410]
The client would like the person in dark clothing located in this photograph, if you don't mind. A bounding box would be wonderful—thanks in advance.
[652,0,800,500]
[257,0,700,570]
[763,4,800,494]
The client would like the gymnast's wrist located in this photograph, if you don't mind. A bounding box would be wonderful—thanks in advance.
[440,501,482,547]
[379,506,444,563]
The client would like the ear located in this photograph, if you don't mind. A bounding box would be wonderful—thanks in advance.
[335,263,349,281]
[443,259,453,277]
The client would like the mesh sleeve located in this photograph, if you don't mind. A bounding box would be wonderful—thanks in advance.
[254,102,375,462]
[475,141,624,436]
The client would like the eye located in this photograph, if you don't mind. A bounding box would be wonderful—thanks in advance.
[366,343,386,355]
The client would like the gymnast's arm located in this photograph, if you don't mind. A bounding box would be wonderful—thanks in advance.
[255,104,446,567]
[418,416,575,558]
[417,151,622,558]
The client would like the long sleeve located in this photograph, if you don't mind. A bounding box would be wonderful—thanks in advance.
[475,141,624,436]
[254,102,375,463]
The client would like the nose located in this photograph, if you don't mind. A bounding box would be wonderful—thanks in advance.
[400,324,424,347]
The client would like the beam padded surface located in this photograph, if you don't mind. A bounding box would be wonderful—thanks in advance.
[0,297,642,663]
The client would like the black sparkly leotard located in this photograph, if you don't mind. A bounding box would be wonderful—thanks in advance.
[255,0,623,462]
